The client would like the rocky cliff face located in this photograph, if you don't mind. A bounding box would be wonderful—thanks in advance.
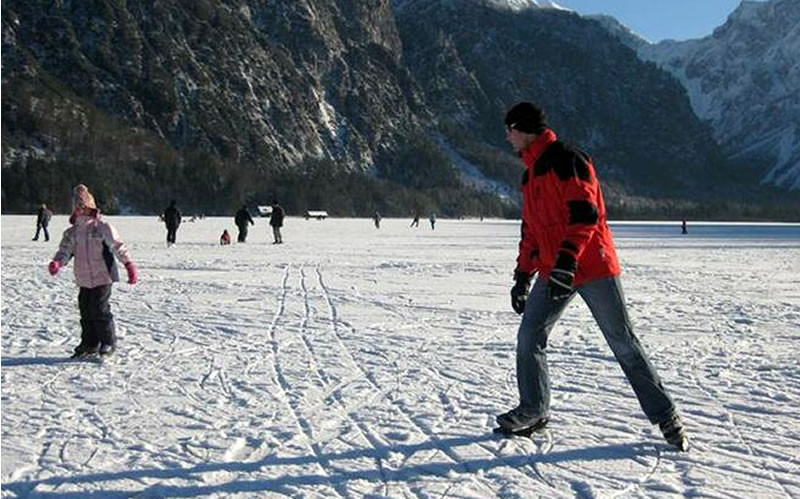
[637,0,800,190]
[2,0,423,172]
[394,0,728,194]
[1,0,773,215]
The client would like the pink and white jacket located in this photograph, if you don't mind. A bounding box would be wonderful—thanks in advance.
[52,211,133,289]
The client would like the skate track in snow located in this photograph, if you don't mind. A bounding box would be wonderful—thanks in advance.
[2,215,799,497]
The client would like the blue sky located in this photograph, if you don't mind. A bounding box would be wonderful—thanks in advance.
[552,0,767,42]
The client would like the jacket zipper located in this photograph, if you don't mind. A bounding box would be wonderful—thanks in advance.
[84,220,95,287]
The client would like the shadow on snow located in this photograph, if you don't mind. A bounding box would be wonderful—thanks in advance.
[4,436,659,497]
[1,356,79,367]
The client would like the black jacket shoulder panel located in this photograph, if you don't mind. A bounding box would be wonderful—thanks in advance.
[533,141,564,177]
[534,141,592,182]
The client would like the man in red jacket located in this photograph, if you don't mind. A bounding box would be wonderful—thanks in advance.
[498,102,688,451]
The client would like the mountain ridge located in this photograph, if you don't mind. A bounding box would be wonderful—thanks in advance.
[634,0,800,190]
[2,0,796,219]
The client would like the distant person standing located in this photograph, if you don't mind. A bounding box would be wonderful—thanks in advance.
[373,211,382,229]
[270,201,285,244]
[235,205,255,242]
[429,212,437,230]
[681,220,688,235]
[163,200,182,246]
[410,213,420,228]
[497,101,688,451]
[32,203,53,241]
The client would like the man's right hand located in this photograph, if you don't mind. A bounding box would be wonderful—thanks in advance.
[510,269,532,314]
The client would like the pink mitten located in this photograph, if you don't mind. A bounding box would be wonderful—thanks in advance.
[125,262,139,284]
[125,261,139,285]
[48,260,61,276]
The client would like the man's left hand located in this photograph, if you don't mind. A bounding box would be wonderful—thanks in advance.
[511,269,532,314]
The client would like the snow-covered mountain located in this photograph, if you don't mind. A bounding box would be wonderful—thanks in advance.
[488,0,568,11]
[587,14,650,47]
[393,0,568,13]
[4,0,794,217]
[637,0,800,190]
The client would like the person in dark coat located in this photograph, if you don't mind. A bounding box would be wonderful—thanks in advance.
[498,101,688,451]
[235,205,255,242]
[163,200,182,246]
[33,203,53,241]
[269,202,285,244]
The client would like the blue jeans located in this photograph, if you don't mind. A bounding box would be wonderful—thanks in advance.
[516,275,676,424]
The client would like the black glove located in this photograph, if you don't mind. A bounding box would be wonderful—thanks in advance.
[510,269,532,314]
[548,252,576,302]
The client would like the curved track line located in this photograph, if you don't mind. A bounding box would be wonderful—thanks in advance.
[688,328,793,499]
[298,266,397,497]
[266,264,346,498]
[316,266,518,496]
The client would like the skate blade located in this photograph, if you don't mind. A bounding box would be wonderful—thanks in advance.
[493,426,535,438]
[493,418,548,438]
[674,437,690,452]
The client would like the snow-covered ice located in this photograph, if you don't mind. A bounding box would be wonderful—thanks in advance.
[2,215,799,497]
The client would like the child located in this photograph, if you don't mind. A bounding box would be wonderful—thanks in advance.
[220,229,231,245]
[48,184,138,358]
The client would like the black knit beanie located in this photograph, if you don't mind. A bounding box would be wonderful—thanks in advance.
[505,102,548,134]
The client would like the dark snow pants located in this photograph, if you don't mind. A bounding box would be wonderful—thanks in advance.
[166,225,178,244]
[33,224,50,241]
[78,284,116,349]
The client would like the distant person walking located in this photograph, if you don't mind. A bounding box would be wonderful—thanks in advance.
[235,205,255,242]
[48,184,138,358]
[429,212,437,230]
[162,200,182,246]
[498,102,688,451]
[681,220,688,235]
[410,213,420,228]
[270,201,285,244]
[373,211,382,229]
[32,203,53,241]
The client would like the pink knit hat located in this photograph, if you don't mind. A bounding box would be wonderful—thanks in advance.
[72,184,97,211]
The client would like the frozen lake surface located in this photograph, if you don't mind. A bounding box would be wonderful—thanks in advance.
[2,215,799,497]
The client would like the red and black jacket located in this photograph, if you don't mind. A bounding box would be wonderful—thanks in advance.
[516,129,621,287]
